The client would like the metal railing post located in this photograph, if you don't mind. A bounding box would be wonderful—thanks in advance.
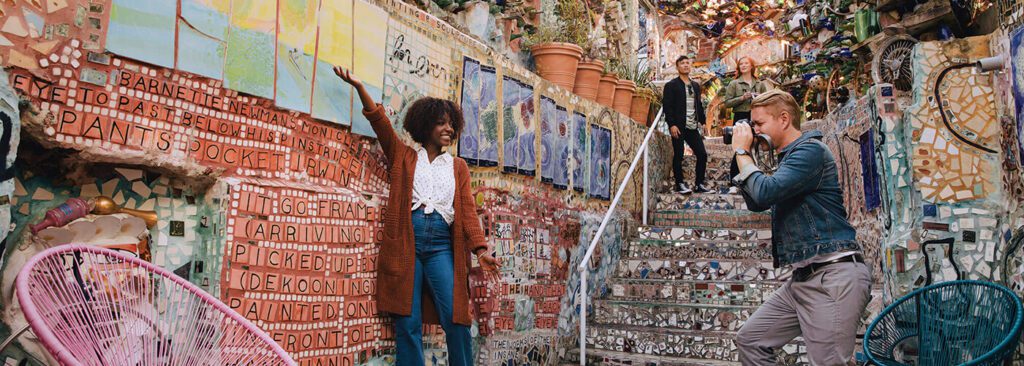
[643,140,649,226]
[579,270,588,365]
[577,108,662,363]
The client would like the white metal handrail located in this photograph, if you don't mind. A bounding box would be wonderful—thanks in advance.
[577,107,663,364]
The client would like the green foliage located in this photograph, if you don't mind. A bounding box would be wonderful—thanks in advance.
[522,0,594,48]
[614,59,654,89]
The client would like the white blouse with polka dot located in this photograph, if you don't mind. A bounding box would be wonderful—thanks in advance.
[411,143,456,225]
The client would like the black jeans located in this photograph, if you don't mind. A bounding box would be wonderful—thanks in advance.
[672,127,707,187]
[729,111,752,179]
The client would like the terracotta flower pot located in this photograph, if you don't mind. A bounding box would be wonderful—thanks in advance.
[630,95,651,125]
[613,79,636,116]
[530,42,583,91]
[597,74,618,108]
[573,59,605,101]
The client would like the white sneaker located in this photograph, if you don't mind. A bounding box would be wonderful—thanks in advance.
[674,183,693,195]
[728,187,740,194]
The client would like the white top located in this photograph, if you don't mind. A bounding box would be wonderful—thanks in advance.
[411,143,456,225]
[684,83,698,130]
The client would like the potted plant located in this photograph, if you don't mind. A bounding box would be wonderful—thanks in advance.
[625,61,656,124]
[573,39,605,102]
[596,58,620,108]
[523,0,589,90]
[612,59,638,117]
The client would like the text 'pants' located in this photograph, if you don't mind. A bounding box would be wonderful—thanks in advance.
[393,209,473,366]
[736,261,872,366]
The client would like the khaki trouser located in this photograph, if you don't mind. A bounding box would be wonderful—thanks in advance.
[737,261,872,365]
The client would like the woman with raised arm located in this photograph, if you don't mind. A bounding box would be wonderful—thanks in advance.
[333,66,501,366]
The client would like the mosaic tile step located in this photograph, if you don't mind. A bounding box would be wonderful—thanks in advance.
[592,300,760,331]
[567,347,742,366]
[606,279,782,306]
[655,192,748,211]
[584,325,807,363]
[638,226,771,241]
[615,258,788,282]
[652,209,771,229]
[624,239,772,261]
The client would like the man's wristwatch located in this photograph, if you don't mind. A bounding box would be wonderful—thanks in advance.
[734,148,750,156]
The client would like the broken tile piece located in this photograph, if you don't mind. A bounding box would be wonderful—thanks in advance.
[113,191,125,205]
[132,181,152,198]
[152,185,167,195]
[47,0,69,13]
[101,179,118,197]
[115,168,143,181]
[14,179,26,196]
[30,40,59,54]
[7,50,36,70]
[31,188,54,200]
[22,7,44,38]
[1,17,28,38]
[79,183,99,198]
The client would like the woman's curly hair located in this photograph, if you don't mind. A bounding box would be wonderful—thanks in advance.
[402,97,464,144]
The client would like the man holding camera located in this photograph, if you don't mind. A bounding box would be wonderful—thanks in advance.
[662,55,709,195]
[729,89,871,365]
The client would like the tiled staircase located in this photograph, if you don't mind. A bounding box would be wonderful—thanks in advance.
[568,139,808,365]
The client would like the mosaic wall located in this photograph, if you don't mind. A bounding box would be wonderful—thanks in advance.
[810,97,885,271]
[0,0,672,365]
[2,161,221,365]
[878,35,1016,302]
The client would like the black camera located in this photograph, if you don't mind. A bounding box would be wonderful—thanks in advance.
[723,119,749,146]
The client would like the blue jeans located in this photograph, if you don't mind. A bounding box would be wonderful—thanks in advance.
[393,209,473,366]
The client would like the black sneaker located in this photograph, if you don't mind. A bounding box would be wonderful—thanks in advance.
[674,183,693,195]
[694,184,711,193]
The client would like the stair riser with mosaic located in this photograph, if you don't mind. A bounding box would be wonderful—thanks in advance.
[652,209,771,228]
[616,259,786,282]
[624,240,772,261]
[655,192,749,211]
[586,326,806,363]
[608,279,782,306]
[593,300,757,332]
[638,226,769,241]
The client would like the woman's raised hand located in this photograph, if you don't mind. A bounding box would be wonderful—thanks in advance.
[333,66,362,87]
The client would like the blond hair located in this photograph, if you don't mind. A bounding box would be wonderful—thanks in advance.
[751,89,802,129]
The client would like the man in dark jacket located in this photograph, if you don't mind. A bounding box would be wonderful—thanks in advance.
[662,55,708,194]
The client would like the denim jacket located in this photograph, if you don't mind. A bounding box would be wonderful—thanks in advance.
[734,130,860,268]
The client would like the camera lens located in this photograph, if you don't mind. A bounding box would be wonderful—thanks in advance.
[724,126,733,145]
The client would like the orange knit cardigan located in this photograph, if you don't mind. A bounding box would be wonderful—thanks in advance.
[363,104,488,326]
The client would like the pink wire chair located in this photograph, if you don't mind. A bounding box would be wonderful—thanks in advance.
[16,244,296,366]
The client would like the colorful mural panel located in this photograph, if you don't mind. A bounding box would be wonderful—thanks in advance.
[106,0,176,68]
[349,0,389,138]
[478,66,499,167]
[459,57,481,164]
[540,96,557,184]
[178,0,230,80]
[224,0,277,99]
[311,0,355,126]
[274,0,318,113]
[502,76,522,174]
[517,83,537,176]
[590,125,612,200]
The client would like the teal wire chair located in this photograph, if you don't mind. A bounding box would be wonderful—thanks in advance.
[864,280,1024,366]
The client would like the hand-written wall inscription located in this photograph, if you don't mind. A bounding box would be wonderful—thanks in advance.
[10,61,388,191]
[223,182,387,358]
